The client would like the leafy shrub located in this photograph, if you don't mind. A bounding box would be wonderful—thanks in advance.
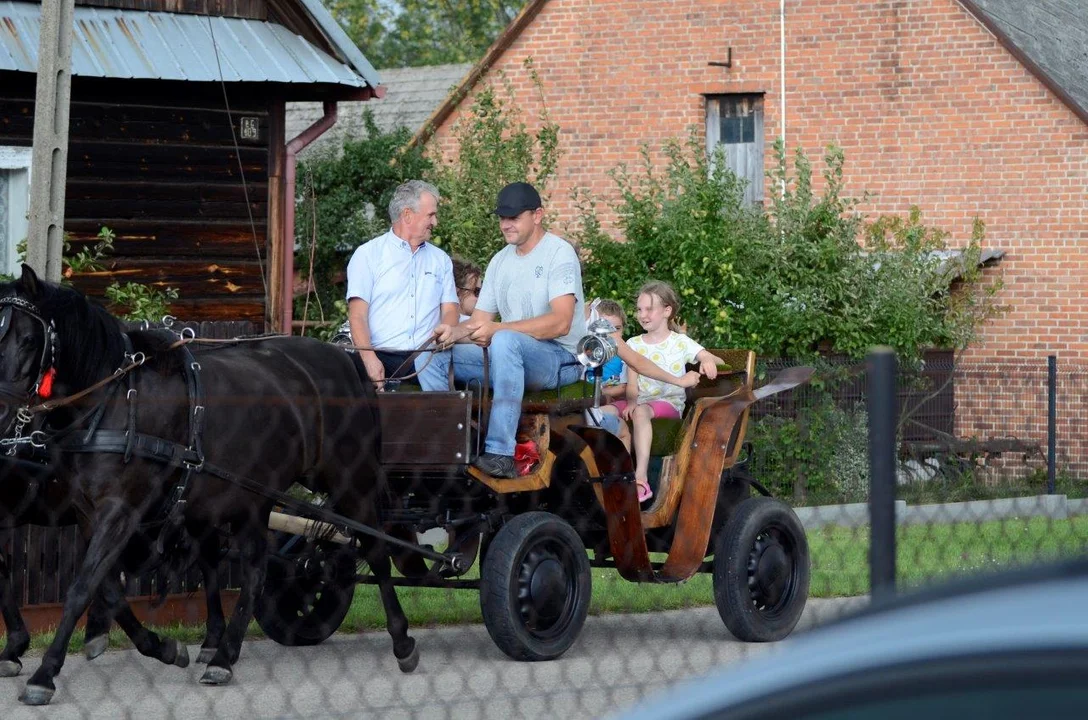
[4,227,180,324]
[105,282,179,323]
[575,137,1005,363]
[748,390,870,504]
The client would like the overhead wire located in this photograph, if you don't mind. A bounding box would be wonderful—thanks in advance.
[206,16,270,326]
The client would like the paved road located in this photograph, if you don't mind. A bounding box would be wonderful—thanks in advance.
[0,599,864,720]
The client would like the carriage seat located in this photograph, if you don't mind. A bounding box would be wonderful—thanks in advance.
[647,349,755,456]
[522,380,595,414]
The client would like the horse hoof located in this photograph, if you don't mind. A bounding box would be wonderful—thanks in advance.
[396,644,419,674]
[168,640,190,669]
[0,659,22,678]
[199,665,233,686]
[19,683,55,706]
[85,634,109,660]
[197,647,216,664]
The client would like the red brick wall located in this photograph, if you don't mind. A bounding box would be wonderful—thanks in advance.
[428,0,1088,364]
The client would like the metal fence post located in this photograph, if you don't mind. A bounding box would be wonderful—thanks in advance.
[1048,354,1057,495]
[867,347,897,599]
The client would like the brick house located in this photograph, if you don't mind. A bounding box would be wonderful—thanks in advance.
[416,0,1088,365]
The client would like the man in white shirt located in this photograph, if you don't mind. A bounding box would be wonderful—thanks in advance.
[345,180,459,389]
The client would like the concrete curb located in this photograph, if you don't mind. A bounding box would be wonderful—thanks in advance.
[795,494,1087,530]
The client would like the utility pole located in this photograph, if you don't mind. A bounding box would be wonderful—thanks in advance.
[26,0,76,282]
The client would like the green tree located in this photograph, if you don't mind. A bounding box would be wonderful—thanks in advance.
[428,60,560,265]
[326,0,527,68]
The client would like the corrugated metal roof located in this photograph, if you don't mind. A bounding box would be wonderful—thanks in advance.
[0,0,374,88]
[286,63,471,156]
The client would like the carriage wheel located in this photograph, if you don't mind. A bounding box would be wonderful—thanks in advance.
[713,497,810,642]
[479,512,591,661]
[254,534,357,646]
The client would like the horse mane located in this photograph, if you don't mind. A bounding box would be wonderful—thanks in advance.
[126,329,188,375]
[31,280,128,390]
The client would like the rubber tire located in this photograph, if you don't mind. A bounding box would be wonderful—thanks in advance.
[479,512,591,661]
[254,536,356,646]
[713,497,810,642]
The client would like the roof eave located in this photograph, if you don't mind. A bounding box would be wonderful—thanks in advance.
[295,0,381,90]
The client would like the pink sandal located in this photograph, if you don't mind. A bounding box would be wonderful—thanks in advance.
[637,482,653,503]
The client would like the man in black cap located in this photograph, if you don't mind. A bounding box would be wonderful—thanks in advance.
[418,182,587,478]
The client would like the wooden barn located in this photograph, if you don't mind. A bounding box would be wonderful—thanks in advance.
[0,0,382,328]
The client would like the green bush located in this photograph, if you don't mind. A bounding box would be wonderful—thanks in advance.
[574,136,1005,364]
[747,368,870,504]
[105,282,179,323]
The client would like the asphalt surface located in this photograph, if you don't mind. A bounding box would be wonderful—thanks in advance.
[0,598,863,720]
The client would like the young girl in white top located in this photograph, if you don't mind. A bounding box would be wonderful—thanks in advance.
[601,281,719,503]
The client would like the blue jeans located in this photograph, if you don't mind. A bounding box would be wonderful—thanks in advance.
[416,330,582,456]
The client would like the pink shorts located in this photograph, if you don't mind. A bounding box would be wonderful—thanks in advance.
[610,400,682,419]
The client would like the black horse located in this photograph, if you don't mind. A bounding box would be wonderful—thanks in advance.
[0,266,414,705]
[0,454,199,677]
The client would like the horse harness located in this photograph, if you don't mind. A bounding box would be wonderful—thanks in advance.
[0,298,465,568]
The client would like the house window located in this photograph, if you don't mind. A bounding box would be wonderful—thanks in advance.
[0,146,32,276]
[705,94,764,206]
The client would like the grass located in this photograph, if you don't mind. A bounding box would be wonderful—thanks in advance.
[24,516,1088,655]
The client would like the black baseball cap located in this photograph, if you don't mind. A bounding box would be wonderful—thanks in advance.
[493,182,542,217]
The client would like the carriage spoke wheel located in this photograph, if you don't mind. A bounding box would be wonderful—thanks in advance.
[480,512,591,661]
[254,534,357,647]
[713,497,810,642]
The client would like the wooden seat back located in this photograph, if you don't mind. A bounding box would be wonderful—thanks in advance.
[642,349,756,529]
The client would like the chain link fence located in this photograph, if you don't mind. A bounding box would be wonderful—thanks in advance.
[2,336,1086,718]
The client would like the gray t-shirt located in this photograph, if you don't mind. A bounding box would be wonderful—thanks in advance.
[476,232,587,354]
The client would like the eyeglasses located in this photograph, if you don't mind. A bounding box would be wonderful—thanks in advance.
[458,286,481,297]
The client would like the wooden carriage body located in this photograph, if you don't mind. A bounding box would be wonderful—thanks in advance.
[372,349,775,580]
[260,349,812,660]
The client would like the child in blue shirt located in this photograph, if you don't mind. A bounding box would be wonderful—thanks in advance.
[585,299,630,443]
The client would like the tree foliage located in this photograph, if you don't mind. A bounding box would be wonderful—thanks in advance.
[325,0,527,68]
[428,60,560,265]
[575,135,1005,363]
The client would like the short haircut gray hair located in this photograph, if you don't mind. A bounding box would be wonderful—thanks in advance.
[388,180,440,223]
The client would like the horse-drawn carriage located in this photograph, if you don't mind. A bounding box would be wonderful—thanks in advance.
[0,266,811,704]
[257,328,814,662]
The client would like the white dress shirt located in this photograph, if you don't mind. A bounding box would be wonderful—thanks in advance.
[345,230,458,351]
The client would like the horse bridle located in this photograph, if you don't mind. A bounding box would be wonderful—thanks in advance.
[0,296,58,400]
[0,296,58,454]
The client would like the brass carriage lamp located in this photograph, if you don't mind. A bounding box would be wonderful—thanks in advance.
[575,317,618,413]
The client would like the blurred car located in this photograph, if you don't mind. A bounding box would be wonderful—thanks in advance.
[617,557,1088,720]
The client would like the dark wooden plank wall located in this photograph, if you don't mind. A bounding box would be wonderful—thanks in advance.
[0,73,272,324]
[72,0,267,20]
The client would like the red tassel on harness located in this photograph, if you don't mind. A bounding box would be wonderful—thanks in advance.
[37,367,56,399]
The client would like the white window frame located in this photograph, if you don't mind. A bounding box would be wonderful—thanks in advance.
[705,94,765,206]
[0,146,33,276]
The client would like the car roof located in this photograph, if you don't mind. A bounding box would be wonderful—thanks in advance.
[616,558,1088,720]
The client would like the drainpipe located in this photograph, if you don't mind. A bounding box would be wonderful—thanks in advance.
[779,0,787,198]
[283,101,337,335]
